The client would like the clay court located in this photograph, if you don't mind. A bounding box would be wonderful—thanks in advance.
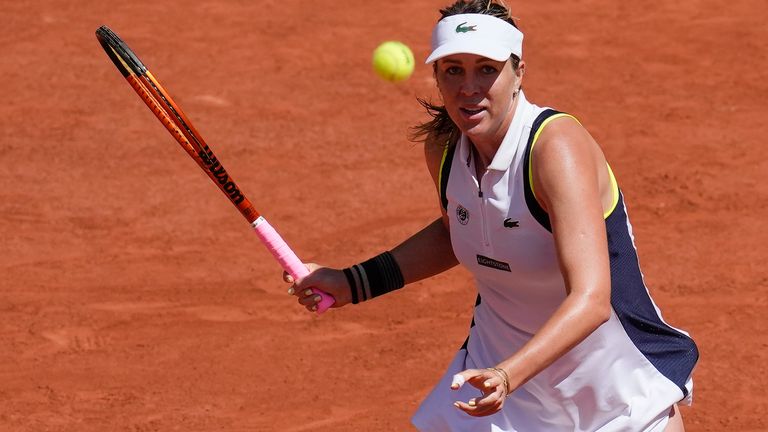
[1,0,766,430]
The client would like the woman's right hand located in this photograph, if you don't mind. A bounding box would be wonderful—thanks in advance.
[283,263,352,312]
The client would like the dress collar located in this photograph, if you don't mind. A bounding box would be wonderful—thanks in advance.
[487,89,532,171]
[458,89,533,173]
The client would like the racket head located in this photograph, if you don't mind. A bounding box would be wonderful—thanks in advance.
[93,25,326,309]
[96,26,207,154]
[96,25,147,78]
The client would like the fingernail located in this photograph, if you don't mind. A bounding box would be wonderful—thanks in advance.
[311,305,318,311]
[484,381,491,387]
[451,383,458,390]
[288,287,295,295]
[314,295,322,303]
[468,399,476,407]
[304,289,313,296]
[453,402,460,409]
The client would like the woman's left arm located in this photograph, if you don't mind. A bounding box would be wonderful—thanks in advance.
[454,117,614,416]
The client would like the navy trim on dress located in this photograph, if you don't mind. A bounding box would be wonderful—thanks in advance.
[440,143,457,211]
[522,109,562,232]
[460,294,482,350]
[607,193,699,396]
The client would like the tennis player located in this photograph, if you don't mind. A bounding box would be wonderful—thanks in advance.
[286,1,699,430]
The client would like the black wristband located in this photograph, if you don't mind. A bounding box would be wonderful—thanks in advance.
[351,263,369,301]
[343,251,405,303]
[359,251,406,299]
[343,267,359,304]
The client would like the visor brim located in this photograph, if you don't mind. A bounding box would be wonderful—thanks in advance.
[425,41,512,64]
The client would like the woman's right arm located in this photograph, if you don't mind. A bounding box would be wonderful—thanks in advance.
[288,132,458,312]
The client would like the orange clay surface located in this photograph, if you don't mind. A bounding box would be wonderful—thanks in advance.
[1,1,766,430]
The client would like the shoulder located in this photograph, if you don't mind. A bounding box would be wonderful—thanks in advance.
[532,114,603,167]
[534,114,590,151]
[530,115,607,209]
[424,131,455,226]
[424,130,454,189]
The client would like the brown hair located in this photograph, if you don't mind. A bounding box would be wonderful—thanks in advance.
[411,0,521,146]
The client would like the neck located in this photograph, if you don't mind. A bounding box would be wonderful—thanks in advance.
[468,91,521,168]
[469,142,489,181]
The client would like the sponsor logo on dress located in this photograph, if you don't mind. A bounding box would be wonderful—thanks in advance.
[456,205,470,225]
[476,254,511,272]
[503,218,520,228]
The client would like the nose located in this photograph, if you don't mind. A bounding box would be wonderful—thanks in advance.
[459,79,480,96]
[458,73,481,97]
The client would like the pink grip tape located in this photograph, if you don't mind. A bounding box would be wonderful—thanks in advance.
[251,217,335,313]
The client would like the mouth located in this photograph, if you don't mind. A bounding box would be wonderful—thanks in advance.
[460,107,486,117]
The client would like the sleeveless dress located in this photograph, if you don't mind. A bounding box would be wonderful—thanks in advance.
[411,91,698,432]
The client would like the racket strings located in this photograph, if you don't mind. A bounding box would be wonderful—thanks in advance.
[135,73,260,221]
[142,75,207,155]
[127,76,203,165]
[97,25,261,224]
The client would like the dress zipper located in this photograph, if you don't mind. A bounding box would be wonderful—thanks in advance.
[478,175,491,249]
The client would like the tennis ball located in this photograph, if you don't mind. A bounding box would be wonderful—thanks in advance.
[372,41,415,82]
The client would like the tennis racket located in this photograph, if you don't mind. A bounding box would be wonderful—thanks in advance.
[95,25,334,313]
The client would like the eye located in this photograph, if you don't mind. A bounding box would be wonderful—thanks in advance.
[480,64,498,74]
[445,66,463,75]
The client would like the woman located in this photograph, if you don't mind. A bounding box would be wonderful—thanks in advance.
[286,1,698,430]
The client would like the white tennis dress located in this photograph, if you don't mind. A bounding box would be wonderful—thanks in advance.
[411,91,698,431]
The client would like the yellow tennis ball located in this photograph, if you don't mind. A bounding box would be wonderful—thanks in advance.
[372,41,415,82]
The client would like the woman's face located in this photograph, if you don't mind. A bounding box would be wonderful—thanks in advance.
[436,54,523,146]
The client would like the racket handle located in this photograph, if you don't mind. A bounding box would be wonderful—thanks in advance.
[251,217,335,313]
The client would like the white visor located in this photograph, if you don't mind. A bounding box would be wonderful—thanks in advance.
[425,14,523,64]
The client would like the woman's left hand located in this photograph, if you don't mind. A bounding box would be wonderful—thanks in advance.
[451,368,509,417]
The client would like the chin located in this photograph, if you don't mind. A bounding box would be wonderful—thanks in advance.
[462,124,490,141]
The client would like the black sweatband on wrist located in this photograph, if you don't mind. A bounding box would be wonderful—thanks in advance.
[343,251,405,303]
[359,251,405,299]
[352,263,371,301]
[343,267,359,304]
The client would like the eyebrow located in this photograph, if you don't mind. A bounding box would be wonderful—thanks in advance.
[441,58,497,65]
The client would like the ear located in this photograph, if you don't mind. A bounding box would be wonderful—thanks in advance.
[516,60,526,81]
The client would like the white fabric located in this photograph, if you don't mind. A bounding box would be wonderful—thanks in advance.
[411,91,686,431]
[426,14,523,64]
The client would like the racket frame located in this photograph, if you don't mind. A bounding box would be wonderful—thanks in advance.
[95,25,334,313]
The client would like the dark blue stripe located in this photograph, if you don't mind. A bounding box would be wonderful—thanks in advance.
[460,294,482,350]
[523,109,562,232]
[607,192,699,396]
[440,143,457,211]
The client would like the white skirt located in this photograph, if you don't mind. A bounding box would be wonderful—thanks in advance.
[411,316,688,432]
